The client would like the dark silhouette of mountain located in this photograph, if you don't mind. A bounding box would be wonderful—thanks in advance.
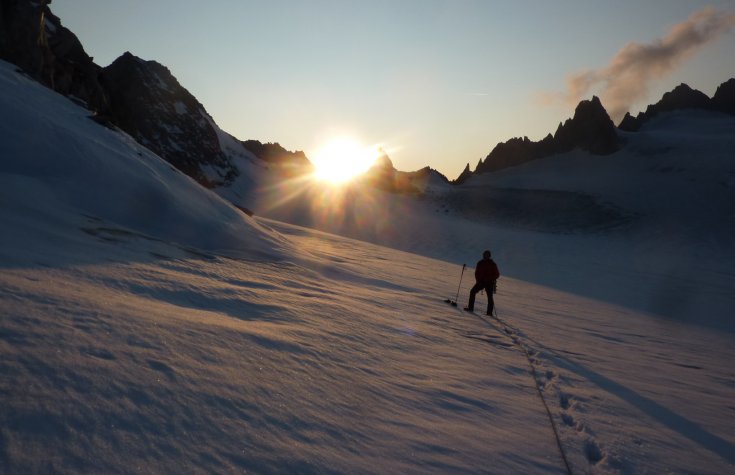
[475,135,555,174]
[554,96,619,154]
[0,2,237,187]
[0,2,296,189]
[712,78,735,115]
[360,149,448,193]
[241,140,313,177]
[362,149,407,192]
[100,52,237,187]
[0,0,107,111]
[403,166,450,192]
[475,96,618,175]
[618,84,713,131]
[5,2,735,195]
[464,78,735,181]
[453,163,473,185]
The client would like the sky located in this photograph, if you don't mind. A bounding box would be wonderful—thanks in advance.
[53,1,735,179]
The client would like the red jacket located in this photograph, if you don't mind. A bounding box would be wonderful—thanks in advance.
[475,258,500,284]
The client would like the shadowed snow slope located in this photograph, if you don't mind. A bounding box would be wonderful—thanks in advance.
[0,60,288,267]
[260,109,735,331]
[1,59,734,474]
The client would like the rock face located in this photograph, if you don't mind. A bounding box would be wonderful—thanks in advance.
[453,163,473,185]
[554,96,619,155]
[712,78,735,115]
[403,166,450,192]
[1,2,237,187]
[476,96,619,175]
[619,83,713,131]
[360,149,436,194]
[100,52,237,186]
[470,78,735,181]
[475,135,555,174]
[241,140,313,176]
[0,0,107,111]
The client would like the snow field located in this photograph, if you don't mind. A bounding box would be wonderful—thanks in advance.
[1,57,735,474]
[1,225,567,473]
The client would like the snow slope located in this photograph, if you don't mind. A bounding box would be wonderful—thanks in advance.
[0,60,289,266]
[256,111,735,332]
[1,59,735,474]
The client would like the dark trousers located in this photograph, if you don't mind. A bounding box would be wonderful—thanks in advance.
[467,282,494,315]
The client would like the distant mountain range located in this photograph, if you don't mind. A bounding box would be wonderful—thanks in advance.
[1,0,733,198]
[458,80,735,184]
[619,80,735,131]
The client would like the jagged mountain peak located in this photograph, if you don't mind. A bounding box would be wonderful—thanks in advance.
[453,163,473,185]
[473,95,618,177]
[619,82,714,131]
[100,52,236,187]
[373,147,395,171]
[106,52,183,96]
[554,95,618,155]
[0,0,107,111]
[573,96,608,120]
[712,78,735,114]
[656,83,710,110]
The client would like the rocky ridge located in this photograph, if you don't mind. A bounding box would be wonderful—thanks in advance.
[100,52,237,186]
[2,1,733,189]
[0,0,106,111]
[474,96,619,176]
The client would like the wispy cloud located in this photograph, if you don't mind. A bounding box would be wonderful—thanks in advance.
[544,7,735,122]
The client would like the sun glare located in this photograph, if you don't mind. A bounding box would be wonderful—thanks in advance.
[312,138,379,184]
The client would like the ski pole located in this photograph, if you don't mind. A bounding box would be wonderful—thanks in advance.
[452,264,466,306]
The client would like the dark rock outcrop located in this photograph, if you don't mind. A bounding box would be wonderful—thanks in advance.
[453,163,473,185]
[361,149,420,194]
[470,78,734,181]
[618,83,714,131]
[100,52,237,186]
[475,96,618,176]
[0,0,107,111]
[476,134,556,174]
[554,96,619,155]
[241,140,313,176]
[403,166,450,192]
[0,2,272,189]
[712,78,735,115]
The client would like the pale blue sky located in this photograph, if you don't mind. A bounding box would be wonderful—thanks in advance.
[54,1,735,178]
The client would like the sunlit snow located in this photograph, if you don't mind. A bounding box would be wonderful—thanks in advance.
[1,60,734,474]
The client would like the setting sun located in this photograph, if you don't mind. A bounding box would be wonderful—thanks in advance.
[312,138,379,184]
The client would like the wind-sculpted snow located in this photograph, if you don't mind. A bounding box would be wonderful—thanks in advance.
[0,60,288,266]
[2,216,734,473]
[0,225,567,473]
[2,57,735,473]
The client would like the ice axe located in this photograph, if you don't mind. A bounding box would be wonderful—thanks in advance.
[445,263,466,306]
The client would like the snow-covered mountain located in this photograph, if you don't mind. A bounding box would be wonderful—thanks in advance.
[470,96,620,177]
[0,1,312,211]
[2,4,735,474]
[619,79,735,131]
[3,43,735,475]
[0,60,289,265]
[99,51,241,187]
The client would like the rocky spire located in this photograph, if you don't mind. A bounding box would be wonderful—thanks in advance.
[553,96,619,155]
[453,163,473,185]
[100,52,237,187]
[619,83,713,131]
[712,78,735,115]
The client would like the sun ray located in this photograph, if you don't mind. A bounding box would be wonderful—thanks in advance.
[311,138,380,185]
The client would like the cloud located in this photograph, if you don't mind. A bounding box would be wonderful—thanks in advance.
[550,7,735,122]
